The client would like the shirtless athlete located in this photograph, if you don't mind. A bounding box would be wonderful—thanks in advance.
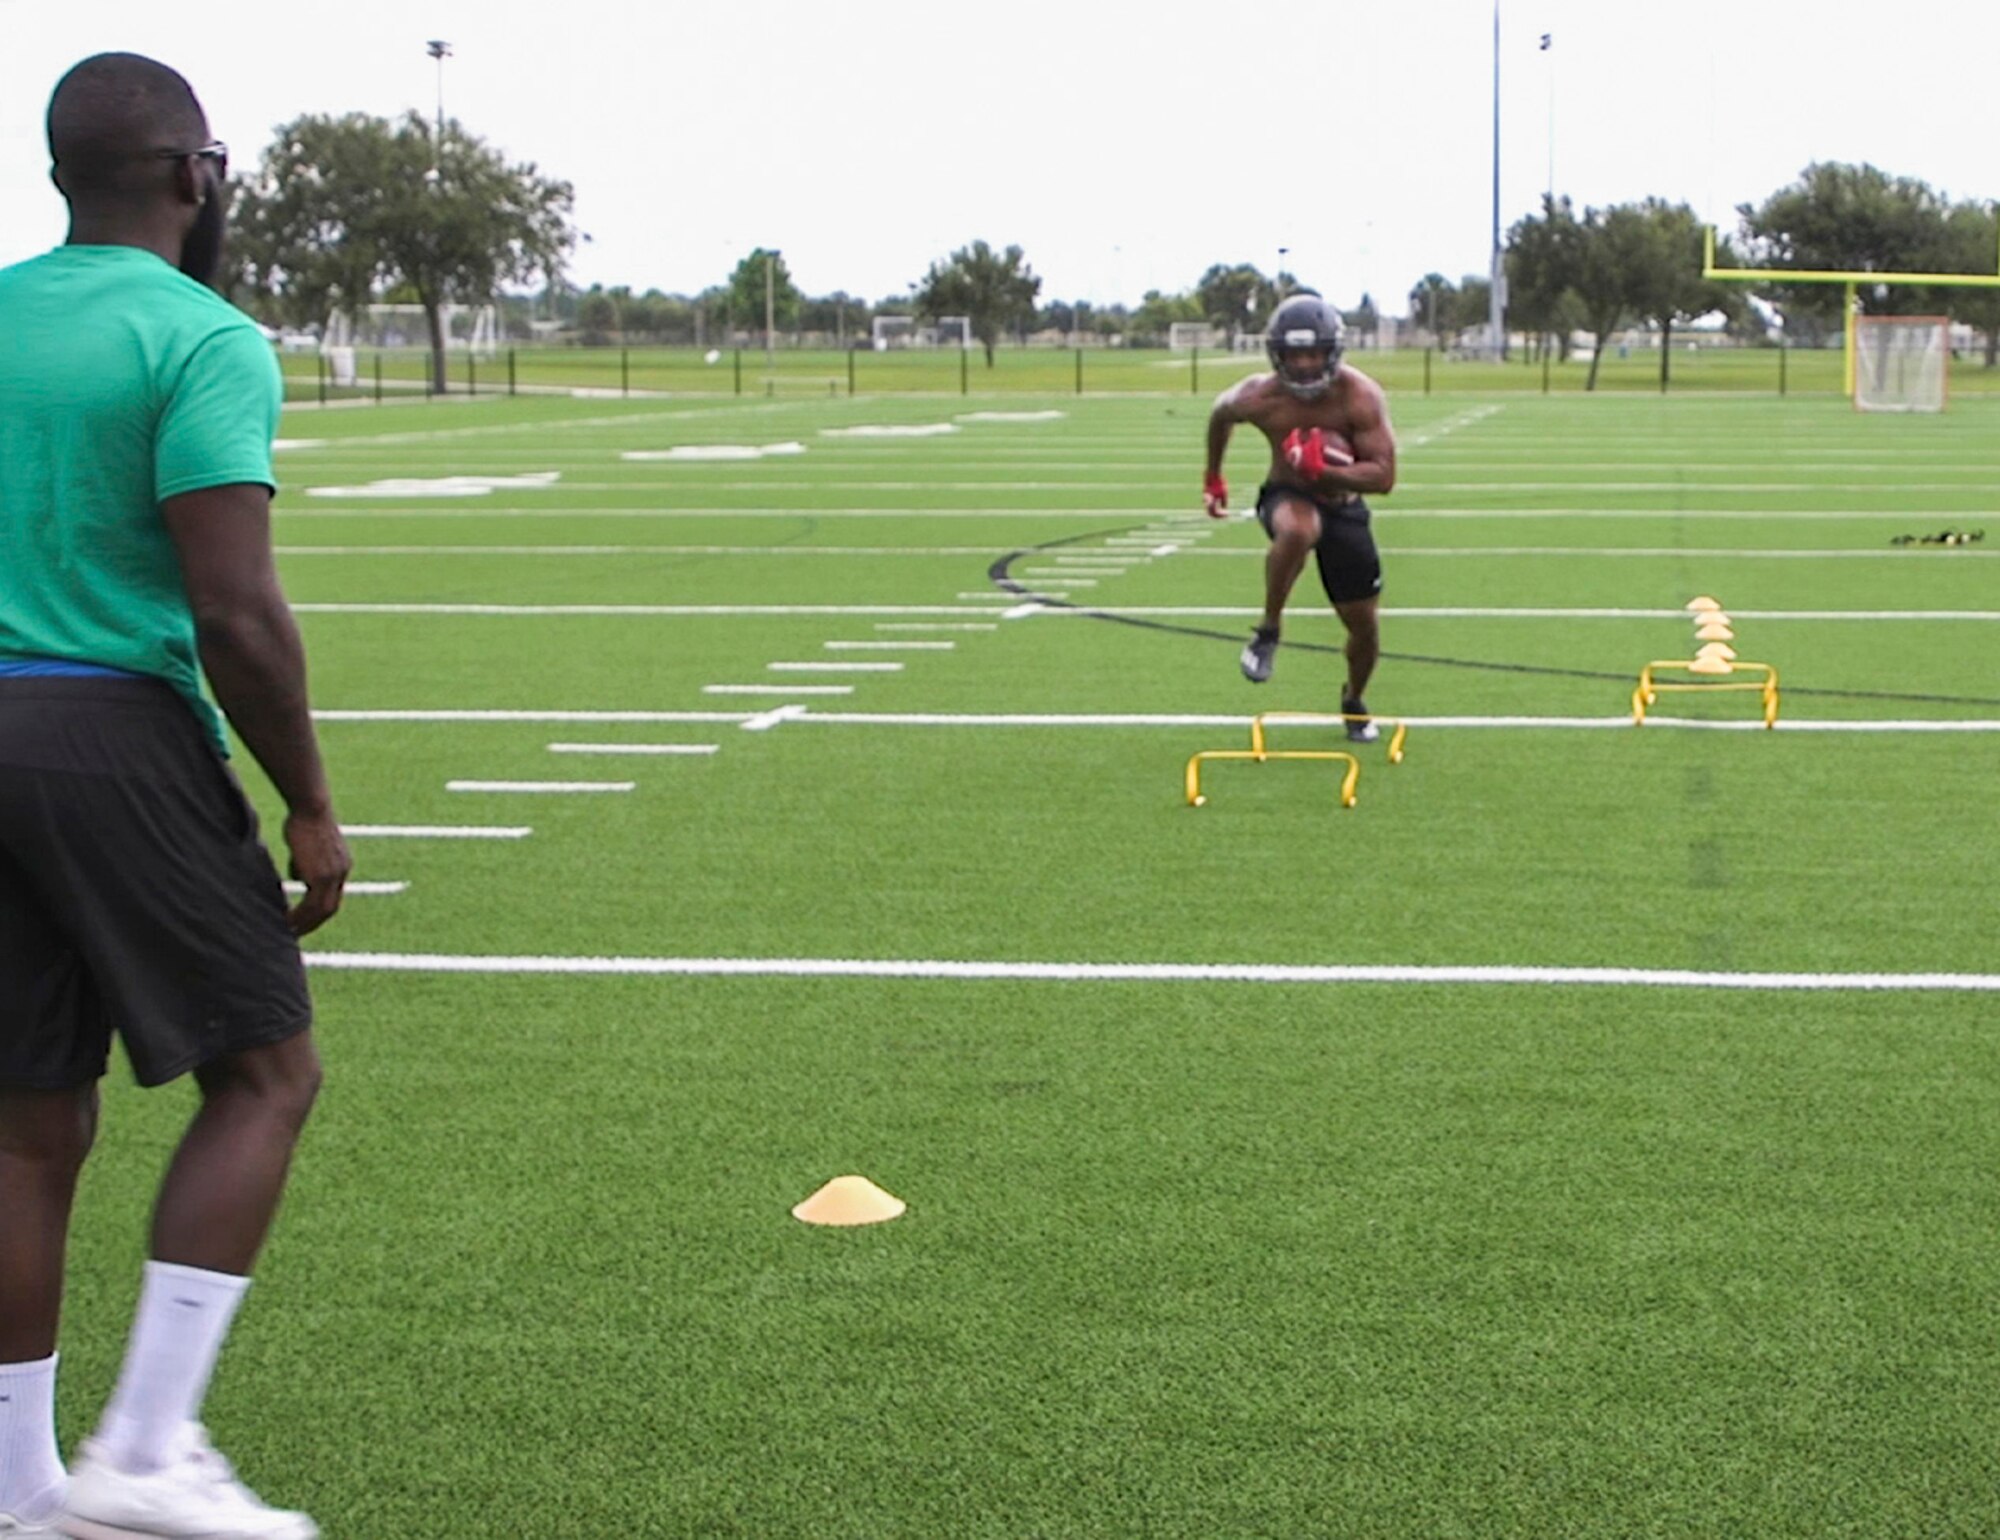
[1202,291,1397,740]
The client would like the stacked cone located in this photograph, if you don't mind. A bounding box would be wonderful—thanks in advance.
[1685,596,1735,673]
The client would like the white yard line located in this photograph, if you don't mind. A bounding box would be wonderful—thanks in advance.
[301,951,2000,992]
[766,661,905,672]
[547,743,720,755]
[785,711,2000,733]
[740,704,810,732]
[318,709,750,723]
[823,641,955,651]
[874,622,997,632]
[276,544,1047,558]
[343,825,533,838]
[273,506,1993,521]
[284,880,408,896]
[294,603,2000,622]
[702,684,856,696]
[446,780,635,793]
[293,603,1014,617]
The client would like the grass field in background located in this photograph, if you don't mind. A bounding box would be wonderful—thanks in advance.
[278,338,2000,404]
[62,387,2000,1537]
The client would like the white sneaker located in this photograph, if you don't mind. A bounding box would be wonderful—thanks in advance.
[57,1429,316,1540]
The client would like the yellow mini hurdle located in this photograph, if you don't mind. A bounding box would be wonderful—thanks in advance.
[1183,711,1407,808]
[1251,711,1408,764]
[1184,749,1359,809]
[1631,660,1780,728]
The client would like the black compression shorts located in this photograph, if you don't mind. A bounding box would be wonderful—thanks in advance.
[0,677,311,1089]
[1255,482,1383,605]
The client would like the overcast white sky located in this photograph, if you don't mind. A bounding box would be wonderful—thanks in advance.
[3,0,1996,314]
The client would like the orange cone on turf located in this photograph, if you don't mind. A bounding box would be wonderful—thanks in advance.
[792,1175,907,1226]
[1685,596,1721,612]
[1696,621,1736,642]
[1696,642,1738,661]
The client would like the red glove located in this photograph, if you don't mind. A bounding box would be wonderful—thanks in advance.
[1284,427,1328,479]
[1203,471,1228,519]
[1284,427,1355,481]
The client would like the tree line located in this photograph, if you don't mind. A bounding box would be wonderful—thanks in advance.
[223,110,2000,392]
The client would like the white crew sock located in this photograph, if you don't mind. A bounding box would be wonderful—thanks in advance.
[0,1354,65,1522]
[93,1261,251,1474]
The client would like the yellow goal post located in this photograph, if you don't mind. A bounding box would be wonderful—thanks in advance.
[1701,225,2000,399]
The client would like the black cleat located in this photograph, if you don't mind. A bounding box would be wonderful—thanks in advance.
[1240,627,1280,683]
[1342,693,1380,743]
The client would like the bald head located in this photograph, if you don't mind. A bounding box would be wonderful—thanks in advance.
[48,52,208,204]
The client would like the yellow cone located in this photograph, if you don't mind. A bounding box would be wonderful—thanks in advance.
[792,1175,907,1226]
[1685,596,1721,612]
[1695,622,1735,642]
[1695,641,1738,661]
[1688,654,1734,675]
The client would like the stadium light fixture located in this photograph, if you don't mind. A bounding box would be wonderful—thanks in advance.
[425,40,452,183]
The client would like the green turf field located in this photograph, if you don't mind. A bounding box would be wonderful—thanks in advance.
[65,387,2000,1537]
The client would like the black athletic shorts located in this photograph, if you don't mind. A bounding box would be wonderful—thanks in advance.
[1255,482,1383,604]
[0,677,311,1089]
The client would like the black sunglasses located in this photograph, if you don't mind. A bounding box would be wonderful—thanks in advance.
[155,140,228,177]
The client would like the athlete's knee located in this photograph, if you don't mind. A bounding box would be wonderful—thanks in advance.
[196,1031,322,1133]
[1269,501,1322,546]
[1336,601,1380,645]
[0,1084,100,1173]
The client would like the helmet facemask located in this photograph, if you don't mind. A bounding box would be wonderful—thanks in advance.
[1273,332,1338,400]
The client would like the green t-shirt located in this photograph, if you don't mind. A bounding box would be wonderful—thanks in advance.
[0,245,283,750]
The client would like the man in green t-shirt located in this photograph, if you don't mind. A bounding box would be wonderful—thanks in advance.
[0,53,347,1540]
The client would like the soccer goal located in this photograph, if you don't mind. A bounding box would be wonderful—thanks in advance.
[1854,315,1949,412]
[324,303,498,357]
[936,315,973,349]
[1168,321,1220,352]
[871,315,915,351]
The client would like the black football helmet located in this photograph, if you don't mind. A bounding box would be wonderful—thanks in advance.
[1265,292,1345,399]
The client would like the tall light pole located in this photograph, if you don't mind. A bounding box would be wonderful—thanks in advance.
[425,40,451,183]
[1489,4,1505,361]
[765,248,780,366]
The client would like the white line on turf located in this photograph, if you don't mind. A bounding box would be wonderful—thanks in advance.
[446,780,635,793]
[300,952,2000,991]
[342,825,532,838]
[1002,603,1044,620]
[702,684,855,696]
[291,603,2000,623]
[823,641,955,651]
[873,623,997,631]
[318,710,750,723]
[548,743,720,755]
[767,661,904,672]
[293,603,1012,617]
[284,880,407,895]
[740,704,809,732]
[273,507,2000,521]
[782,712,2000,732]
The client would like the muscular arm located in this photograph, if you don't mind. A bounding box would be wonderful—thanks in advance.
[1206,382,1250,477]
[163,483,350,934]
[1317,378,1397,497]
